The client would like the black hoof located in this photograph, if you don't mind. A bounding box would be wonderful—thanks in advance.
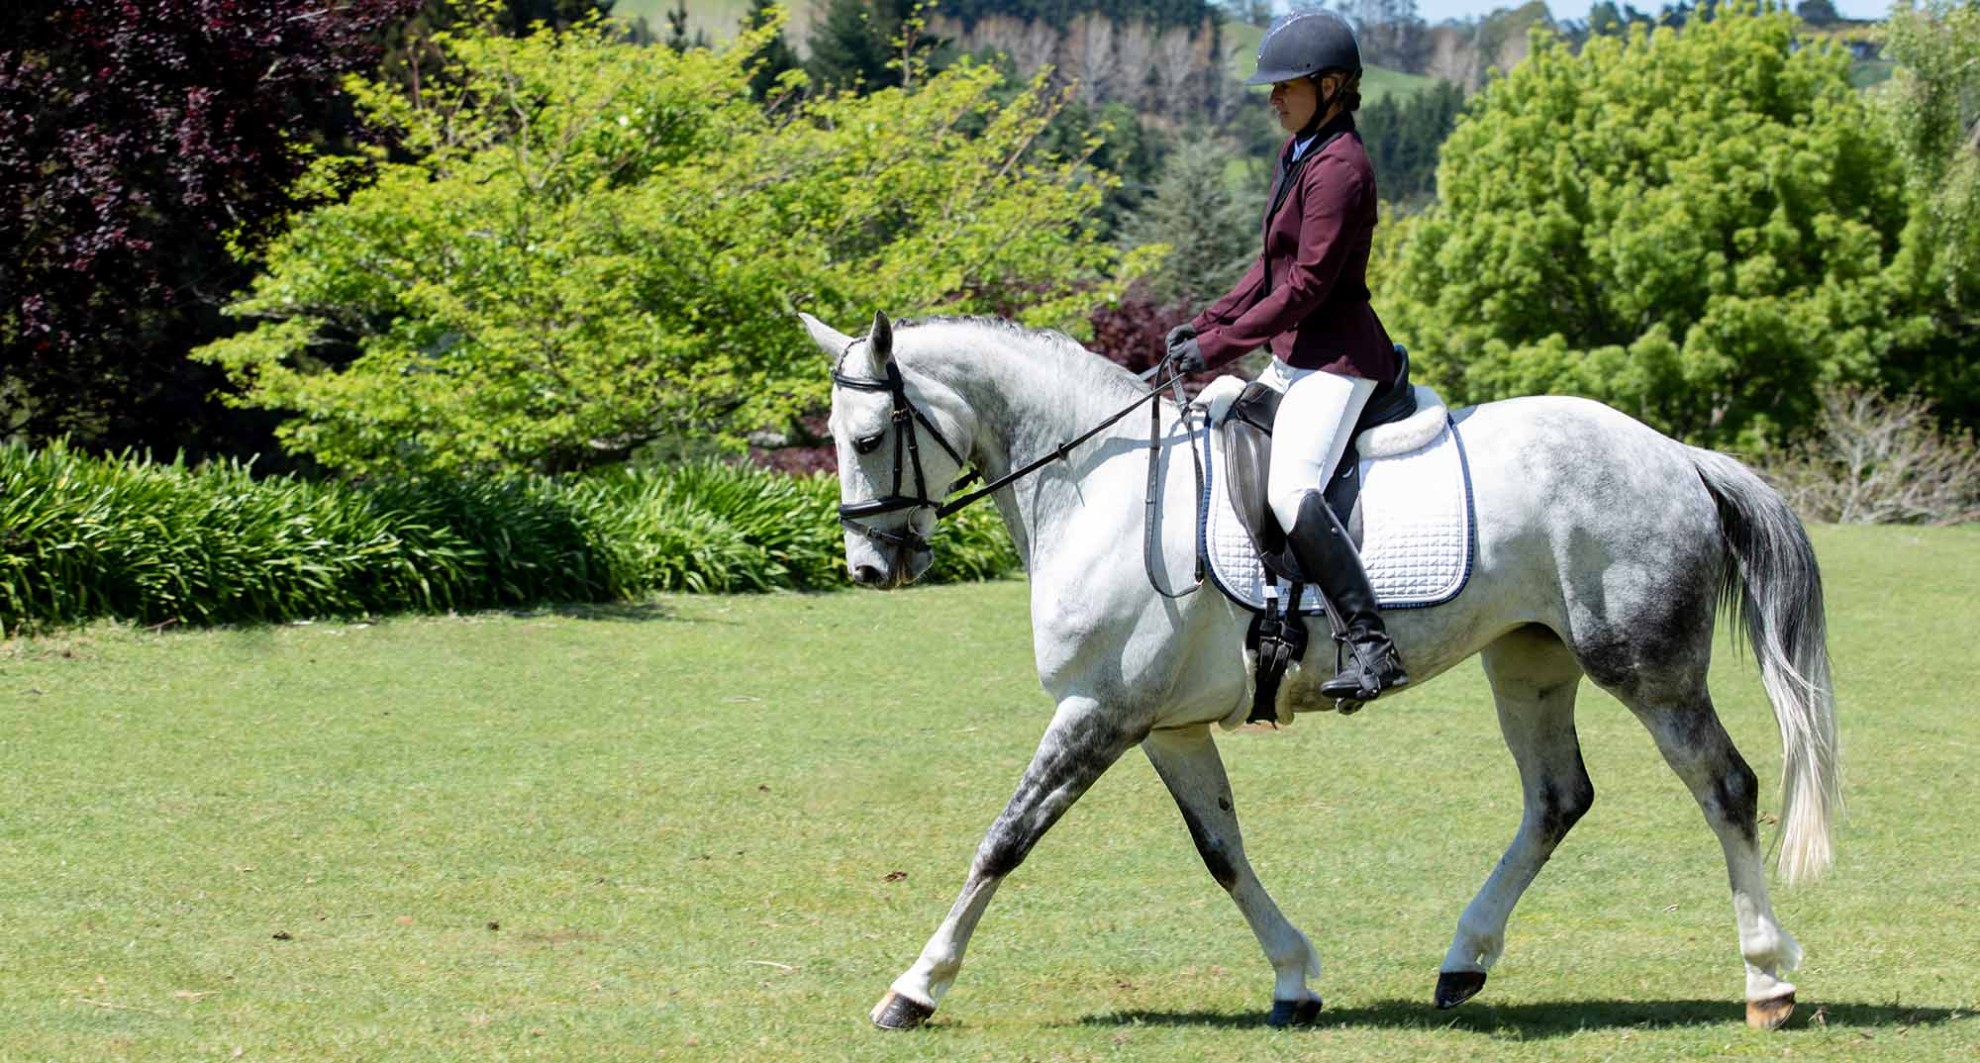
[1266,997,1322,1027]
[871,991,935,1030]
[1435,970,1487,1010]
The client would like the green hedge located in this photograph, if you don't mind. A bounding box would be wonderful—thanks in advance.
[0,444,1020,633]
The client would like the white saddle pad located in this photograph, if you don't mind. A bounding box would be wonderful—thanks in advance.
[1200,410,1475,614]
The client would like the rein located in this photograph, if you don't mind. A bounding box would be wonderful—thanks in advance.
[832,341,1203,597]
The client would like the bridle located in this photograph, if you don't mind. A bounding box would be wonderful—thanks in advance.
[831,335,1202,597]
[830,343,972,553]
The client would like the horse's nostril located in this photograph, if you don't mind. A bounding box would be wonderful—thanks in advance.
[854,564,885,585]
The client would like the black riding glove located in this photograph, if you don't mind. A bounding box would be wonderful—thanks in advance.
[1164,323,1197,349]
[1169,336,1207,374]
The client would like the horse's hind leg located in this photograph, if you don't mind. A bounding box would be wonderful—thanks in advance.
[1437,625,1594,1009]
[1621,685,1803,1029]
[1143,725,1323,1027]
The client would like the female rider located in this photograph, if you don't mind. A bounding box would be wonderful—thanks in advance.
[1166,10,1408,703]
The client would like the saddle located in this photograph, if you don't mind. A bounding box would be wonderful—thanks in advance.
[1220,347,1418,584]
[1213,346,1417,724]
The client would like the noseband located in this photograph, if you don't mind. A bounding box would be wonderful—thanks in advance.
[831,348,972,553]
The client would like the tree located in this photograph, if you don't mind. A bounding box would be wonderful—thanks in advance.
[1120,140,1257,306]
[1344,0,1430,72]
[1878,0,1980,429]
[1358,79,1466,205]
[375,0,624,100]
[1374,4,1918,446]
[1795,0,1840,26]
[807,0,948,93]
[662,0,708,51]
[0,0,418,456]
[741,0,804,101]
[194,18,1150,476]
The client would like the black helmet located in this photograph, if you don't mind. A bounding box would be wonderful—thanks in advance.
[1245,10,1362,86]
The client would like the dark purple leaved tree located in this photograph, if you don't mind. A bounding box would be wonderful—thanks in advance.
[0,0,418,460]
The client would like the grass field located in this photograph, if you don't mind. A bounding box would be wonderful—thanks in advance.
[2,523,1975,1060]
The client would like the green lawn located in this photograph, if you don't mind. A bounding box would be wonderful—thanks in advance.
[1,524,1975,1060]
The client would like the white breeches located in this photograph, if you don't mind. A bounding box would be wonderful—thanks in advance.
[1259,359,1377,533]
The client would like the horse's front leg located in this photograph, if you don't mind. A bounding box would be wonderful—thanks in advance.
[871,697,1143,1029]
[1143,725,1324,1026]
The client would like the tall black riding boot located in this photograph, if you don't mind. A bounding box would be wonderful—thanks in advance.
[1284,490,1409,703]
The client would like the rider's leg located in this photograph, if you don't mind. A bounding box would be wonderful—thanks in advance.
[1266,370,1407,702]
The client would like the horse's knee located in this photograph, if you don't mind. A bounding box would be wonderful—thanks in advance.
[1544,775,1595,839]
[1178,805,1240,890]
[973,831,1028,879]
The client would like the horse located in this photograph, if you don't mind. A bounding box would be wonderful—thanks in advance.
[803,309,1839,1032]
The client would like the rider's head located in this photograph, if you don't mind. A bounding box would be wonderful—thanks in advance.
[1249,10,1363,136]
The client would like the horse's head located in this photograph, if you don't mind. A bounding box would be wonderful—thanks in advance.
[803,310,974,589]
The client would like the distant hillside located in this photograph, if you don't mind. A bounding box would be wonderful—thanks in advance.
[613,0,820,44]
[623,1,1443,120]
[1223,19,1439,105]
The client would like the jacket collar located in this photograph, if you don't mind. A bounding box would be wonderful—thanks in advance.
[1284,111,1357,168]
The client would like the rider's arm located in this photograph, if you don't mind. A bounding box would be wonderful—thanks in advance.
[1194,150,1365,370]
[1189,255,1267,335]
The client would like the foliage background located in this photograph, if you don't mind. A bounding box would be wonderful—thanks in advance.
[1373,4,1934,448]
[195,16,1146,476]
[0,444,1019,634]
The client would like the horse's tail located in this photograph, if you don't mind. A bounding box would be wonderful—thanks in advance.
[1688,447,1840,885]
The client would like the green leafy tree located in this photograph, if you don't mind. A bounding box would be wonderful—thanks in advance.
[1374,4,1918,446]
[195,15,1148,476]
[1879,0,1980,429]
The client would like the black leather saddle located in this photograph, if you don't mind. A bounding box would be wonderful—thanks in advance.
[1219,346,1417,585]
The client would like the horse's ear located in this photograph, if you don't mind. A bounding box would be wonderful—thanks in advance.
[869,311,893,367]
[799,312,854,357]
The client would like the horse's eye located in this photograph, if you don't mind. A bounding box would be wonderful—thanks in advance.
[853,432,884,455]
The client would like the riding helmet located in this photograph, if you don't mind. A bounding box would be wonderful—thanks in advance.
[1246,10,1362,86]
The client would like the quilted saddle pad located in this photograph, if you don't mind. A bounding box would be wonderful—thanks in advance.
[1199,415,1476,614]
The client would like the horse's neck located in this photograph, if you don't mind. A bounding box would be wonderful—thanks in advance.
[901,328,1147,567]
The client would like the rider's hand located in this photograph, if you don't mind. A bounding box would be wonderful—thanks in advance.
[1169,337,1207,375]
[1164,323,1197,350]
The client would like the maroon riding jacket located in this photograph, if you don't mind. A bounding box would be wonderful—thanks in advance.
[1189,114,1397,382]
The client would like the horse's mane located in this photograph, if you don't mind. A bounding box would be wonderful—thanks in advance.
[894,315,1147,402]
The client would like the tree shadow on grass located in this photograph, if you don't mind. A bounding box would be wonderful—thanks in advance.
[1077,999,1970,1038]
[510,601,694,623]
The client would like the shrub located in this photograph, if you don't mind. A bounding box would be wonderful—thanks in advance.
[1763,387,1980,526]
[0,447,1020,633]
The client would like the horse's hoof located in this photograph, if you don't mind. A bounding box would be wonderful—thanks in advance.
[1266,997,1323,1027]
[1435,970,1488,1010]
[1747,991,1795,1030]
[870,990,935,1030]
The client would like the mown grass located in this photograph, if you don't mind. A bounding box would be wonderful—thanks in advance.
[0,523,1974,1061]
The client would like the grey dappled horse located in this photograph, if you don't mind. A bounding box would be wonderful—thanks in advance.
[806,311,1839,1031]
